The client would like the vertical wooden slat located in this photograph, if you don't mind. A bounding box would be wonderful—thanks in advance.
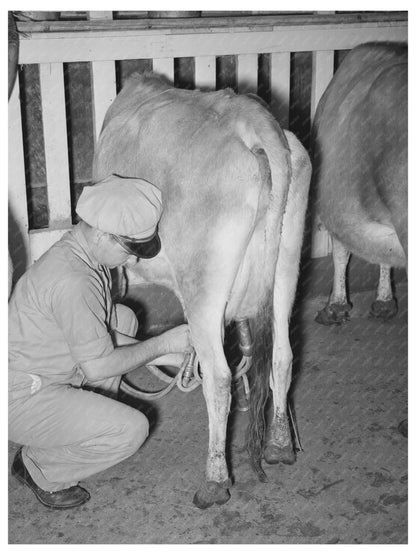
[90,61,117,142]
[153,58,175,83]
[39,62,72,227]
[194,55,216,90]
[270,52,291,129]
[310,50,335,258]
[310,50,334,119]
[8,80,30,276]
[88,11,117,143]
[237,53,258,94]
[87,11,113,20]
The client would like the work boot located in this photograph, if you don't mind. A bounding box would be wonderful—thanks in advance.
[11,448,90,509]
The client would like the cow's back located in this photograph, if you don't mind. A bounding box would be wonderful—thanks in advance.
[95,73,260,191]
[312,43,407,266]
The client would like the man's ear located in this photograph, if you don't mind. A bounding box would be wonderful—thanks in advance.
[92,229,106,245]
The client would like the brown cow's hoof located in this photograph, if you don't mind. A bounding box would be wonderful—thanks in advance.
[369,299,398,321]
[192,479,231,509]
[263,442,296,465]
[315,303,352,326]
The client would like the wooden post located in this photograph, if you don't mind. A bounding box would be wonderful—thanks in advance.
[88,11,117,143]
[270,52,291,129]
[195,55,216,90]
[310,49,335,258]
[90,61,117,142]
[87,11,113,21]
[237,53,258,94]
[8,80,30,277]
[39,62,72,227]
[310,50,334,120]
[153,58,175,83]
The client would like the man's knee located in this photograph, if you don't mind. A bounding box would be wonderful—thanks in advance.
[115,303,138,338]
[120,410,149,456]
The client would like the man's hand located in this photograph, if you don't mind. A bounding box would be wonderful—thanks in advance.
[159,324,192,355]
[80,324,192,383]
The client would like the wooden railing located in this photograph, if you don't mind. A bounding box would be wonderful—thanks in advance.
[8,12,408,275]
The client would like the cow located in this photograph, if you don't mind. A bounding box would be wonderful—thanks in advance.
[312,42,407,326]
[93,72,311,508]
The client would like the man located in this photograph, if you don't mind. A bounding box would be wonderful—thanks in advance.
[9,174,191,509]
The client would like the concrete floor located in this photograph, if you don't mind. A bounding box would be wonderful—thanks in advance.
[8,283,407,544]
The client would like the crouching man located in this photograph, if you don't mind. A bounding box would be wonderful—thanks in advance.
[9,175,191,509]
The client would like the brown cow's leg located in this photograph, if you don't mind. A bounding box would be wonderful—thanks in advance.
[315,237,352,326]
[264,131,310,465]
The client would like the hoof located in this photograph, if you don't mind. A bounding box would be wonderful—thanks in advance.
[192,480,231,509]
[315,302,352,326]
[369,299,398,321]
[263,442,296,465]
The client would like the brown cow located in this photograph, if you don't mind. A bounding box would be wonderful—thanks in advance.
[312,43,407,325]
[93,73,311,508]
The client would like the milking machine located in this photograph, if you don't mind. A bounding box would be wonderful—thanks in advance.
[120,317,303,450]
[120,318,253,405]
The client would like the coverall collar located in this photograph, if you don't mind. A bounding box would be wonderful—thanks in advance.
[71,223,104,271]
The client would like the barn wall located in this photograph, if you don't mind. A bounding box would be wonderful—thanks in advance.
[17,50,342,229]
[9,11,408,295]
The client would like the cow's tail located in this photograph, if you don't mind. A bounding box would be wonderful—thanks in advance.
[241,107,293,481]
[246,285,274,482]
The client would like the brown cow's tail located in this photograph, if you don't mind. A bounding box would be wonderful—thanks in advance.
[246,284,274,482]
[242,113,292,481]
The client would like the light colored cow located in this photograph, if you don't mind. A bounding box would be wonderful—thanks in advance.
[312,43,407,325]
[93,73,311,508]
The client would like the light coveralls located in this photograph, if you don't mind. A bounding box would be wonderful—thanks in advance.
[9,224,149,492]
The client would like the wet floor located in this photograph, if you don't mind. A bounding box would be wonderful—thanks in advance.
[8,283,407,544]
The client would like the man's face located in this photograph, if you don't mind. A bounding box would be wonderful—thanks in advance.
[93,232,138,269]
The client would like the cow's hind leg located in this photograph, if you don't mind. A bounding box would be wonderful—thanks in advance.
[177,218,256,508]
[315,237,352,325]
[369,264,398,320]
[190,308,232,509]
[264,131,310,465]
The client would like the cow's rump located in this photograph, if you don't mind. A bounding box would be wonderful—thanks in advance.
[94,73,291,321]
[312,42,407,268]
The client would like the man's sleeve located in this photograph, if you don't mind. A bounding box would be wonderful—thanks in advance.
[50,273,114,364]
